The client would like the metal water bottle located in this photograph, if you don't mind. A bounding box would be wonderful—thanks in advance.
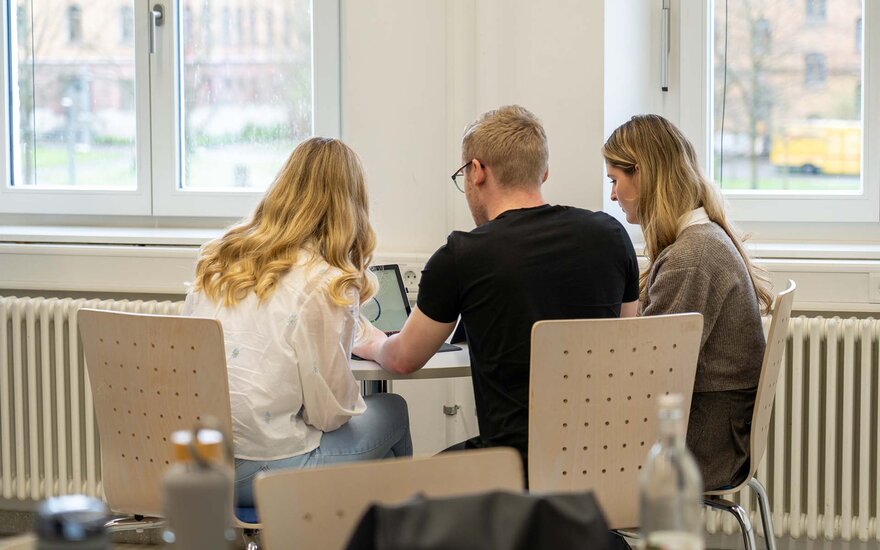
[161,428,234,550]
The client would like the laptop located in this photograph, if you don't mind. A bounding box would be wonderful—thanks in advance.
[363,264,460,352]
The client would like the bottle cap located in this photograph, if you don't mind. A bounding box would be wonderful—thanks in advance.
[658,393,684,410]
[170,428,225,464]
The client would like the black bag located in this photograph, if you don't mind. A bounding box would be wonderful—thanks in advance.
[345,490,620,550]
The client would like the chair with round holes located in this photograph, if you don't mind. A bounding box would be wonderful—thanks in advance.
[703,280,796,550]
[254,448,524,550]
[77,309,261,548]
[528,313,704,530]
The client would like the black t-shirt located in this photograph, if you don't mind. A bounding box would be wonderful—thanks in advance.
[417,204,639,458]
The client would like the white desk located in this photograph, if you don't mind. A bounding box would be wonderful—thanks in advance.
[351,344,471,381]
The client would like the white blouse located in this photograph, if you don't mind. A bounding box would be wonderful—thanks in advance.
[184,254,366,461]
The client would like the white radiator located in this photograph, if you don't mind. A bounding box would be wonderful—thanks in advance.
[1,297,878,541]
[706,316,880,542]
[0,296,182,502]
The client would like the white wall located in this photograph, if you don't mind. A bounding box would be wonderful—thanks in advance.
[339,0,611,454]
[343,0,608,255]
[342,1,450,254]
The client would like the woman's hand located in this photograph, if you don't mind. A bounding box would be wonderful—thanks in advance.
[352,323,388,361]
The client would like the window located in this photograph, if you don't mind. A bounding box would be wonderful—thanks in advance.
[265,8,274,47]
[120,5,133,43]
[236,6,244,46]
[249,7,257,46]
[221,6,230,47]
[805,0,827,21]
[856,16,862,53]
[676,0,878,223]
[182,5,192,44]
[804,53,827,87]
[66,4,81,43]
[0,0,341,216]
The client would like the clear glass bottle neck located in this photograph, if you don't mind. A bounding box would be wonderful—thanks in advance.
[657,410,686,447]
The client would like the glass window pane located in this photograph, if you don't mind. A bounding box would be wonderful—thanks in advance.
[12,1,138,189]
[713,0,862,193]
[180,0,313,191]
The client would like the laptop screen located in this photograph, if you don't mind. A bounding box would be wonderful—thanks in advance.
[363,265,411,334]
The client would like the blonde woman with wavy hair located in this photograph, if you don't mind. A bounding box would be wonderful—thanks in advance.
[603,114,771,491]
[185,137,411,507]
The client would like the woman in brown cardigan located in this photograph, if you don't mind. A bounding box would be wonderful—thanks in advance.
[602,114,772,490]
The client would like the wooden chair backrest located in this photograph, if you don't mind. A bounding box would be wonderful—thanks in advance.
[746,280,796,482]
[78,309,232,517]
[254,448,524,550]
[528,313,703,529]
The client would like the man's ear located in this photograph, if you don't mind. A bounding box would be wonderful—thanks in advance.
[472,159,488,187]
[541,168,549,184]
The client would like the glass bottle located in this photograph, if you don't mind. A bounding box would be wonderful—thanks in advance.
[640,394,704,550]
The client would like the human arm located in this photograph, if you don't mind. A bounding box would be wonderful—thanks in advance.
[293,288,366,432]
[182,288,196,315]
[354,307,456,374]
[354,237,460,373]
[617,217,641,318]
[620,300,638,318]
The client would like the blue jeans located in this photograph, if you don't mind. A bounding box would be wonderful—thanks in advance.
[234,393,413,507]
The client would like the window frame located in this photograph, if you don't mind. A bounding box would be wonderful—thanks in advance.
[677,0,879,224]
[0,0,341,218]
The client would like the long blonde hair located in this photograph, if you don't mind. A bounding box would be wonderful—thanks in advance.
[602,114,772,313]
[194,137,377,308]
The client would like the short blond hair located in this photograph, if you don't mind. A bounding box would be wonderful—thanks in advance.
[462,105,548,188]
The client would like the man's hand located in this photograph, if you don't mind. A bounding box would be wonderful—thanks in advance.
[352,322,388,361]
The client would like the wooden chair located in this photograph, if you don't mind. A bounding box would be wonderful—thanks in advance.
[528,313,704,529]
[253,448,524,550]
[704,280,796,550]
[77,309,261,546]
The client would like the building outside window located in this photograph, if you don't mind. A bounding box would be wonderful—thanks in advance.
[0,0,337,217]
[804,52,827,87]
[805,0,827,21]
[67,4,82,43]
[688,0,874,223]
[120,5,133,43]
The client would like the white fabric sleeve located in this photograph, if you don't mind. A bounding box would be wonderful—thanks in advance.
[182,289,196,316]
[292,286,366,432]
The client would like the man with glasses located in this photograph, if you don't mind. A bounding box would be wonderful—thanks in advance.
[354,105,639,471]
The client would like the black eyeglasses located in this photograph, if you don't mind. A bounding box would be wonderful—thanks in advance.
[450,159,483,193]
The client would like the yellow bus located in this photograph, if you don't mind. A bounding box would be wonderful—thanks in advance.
[770,120,861,176]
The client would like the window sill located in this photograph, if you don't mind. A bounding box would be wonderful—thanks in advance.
[0,225,223,246]
[1,230,879,311]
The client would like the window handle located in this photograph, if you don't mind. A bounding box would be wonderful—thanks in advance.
[149,4,165,55]
[661,0,670,92]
